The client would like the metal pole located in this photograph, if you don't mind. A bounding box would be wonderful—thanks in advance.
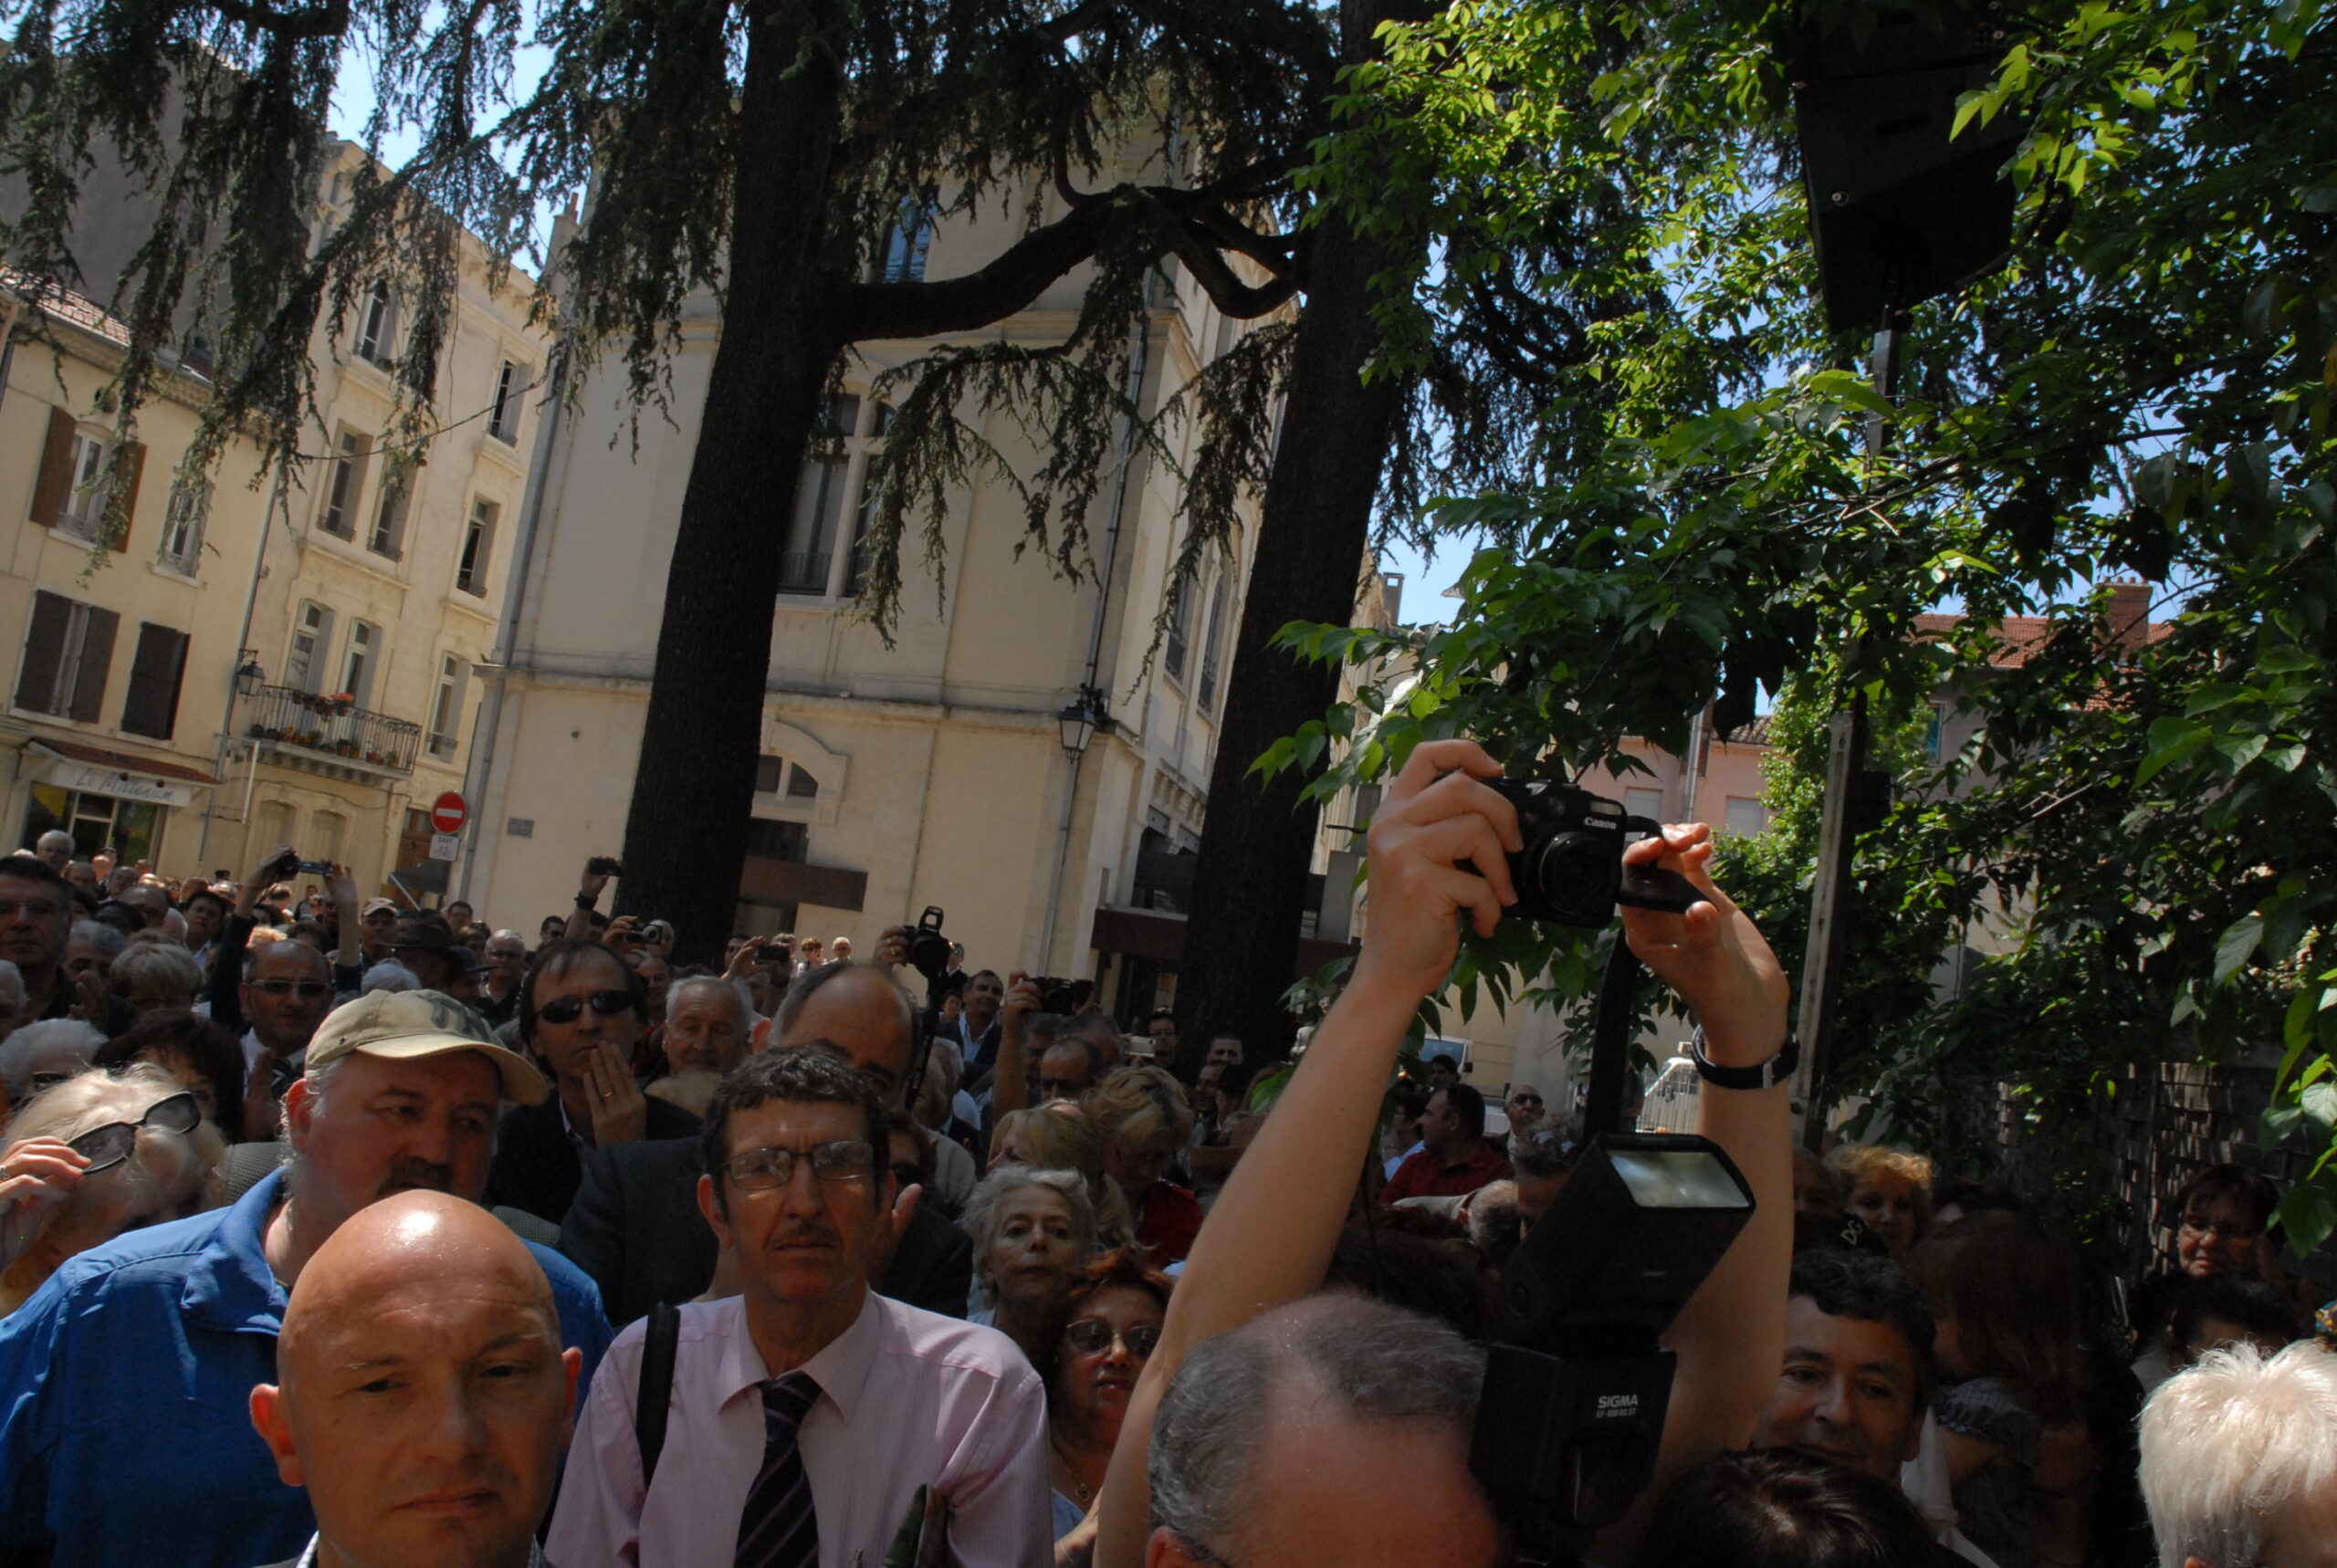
[1791,698,1867,1148]
[1792,308,1902,1147]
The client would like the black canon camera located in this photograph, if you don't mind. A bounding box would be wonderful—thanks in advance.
[1486,780,1702,926]
[906,906,952,981]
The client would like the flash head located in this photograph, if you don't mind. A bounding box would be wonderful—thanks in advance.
[1472,1133,1756,1562]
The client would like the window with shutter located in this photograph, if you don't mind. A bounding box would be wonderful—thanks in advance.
[488,361,526,444]
[121,623,190,739]
[29,408,76,528]
[370,463,413,560]
[319,429,367,538]
[1197,573,1231,711]
[13,591,71,713]
[65,608,118,723]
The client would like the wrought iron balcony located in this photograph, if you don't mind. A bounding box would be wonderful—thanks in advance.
[243,685,421,775]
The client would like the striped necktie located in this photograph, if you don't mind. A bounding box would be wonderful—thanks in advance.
[735,1371,822,1568]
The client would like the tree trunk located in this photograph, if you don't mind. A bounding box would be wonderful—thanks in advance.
[614,7,850,965]
[1169,0,1427,1071]
[1171,235,1410,1068]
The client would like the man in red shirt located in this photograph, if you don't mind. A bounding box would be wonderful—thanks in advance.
[1379,1082,1512,1205]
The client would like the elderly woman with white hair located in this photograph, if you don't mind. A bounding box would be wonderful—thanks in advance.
[960,1164,1098,1370]
[2137,1338,2337,1568]
[0,1062,225,1313]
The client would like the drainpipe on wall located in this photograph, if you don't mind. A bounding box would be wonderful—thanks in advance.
[196,462,288,866]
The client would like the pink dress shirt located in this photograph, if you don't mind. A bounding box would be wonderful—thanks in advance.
[547,1290,1052,1568]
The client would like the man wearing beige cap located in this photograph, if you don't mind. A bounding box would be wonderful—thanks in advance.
[0,989,613,1568]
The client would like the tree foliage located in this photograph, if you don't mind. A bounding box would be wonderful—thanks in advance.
[1272,0,2336,1237]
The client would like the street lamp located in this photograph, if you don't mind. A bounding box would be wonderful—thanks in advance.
[235,653,265,699]
[1057,684,1109,758]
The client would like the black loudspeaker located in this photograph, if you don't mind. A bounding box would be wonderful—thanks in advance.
[1793,2,2025,330]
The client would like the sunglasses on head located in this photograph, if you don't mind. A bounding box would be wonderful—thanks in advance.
[68,1091,202,1173]
[537,988,638,1025]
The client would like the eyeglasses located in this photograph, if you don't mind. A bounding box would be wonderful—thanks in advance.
[252,978,333,999]
[68,1091,203,1173]
[724,1139,875,1191]
[536,988,638,1024]
[1511,1094,1543,1107]
[1063,1319,1162,1359]
[0,898,66,921]
[2181,1215,2260,1243]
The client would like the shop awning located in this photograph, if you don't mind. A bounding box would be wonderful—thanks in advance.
[26,738,215,810]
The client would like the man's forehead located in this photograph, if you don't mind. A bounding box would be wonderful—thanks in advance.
[727,1093,863,1147]
[538,946,626,990]
[0,877,63,905]
[339,1047,502,1102]
[254,941,330,978]
[786,974,909,1061]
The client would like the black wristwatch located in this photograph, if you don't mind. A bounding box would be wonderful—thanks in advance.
[574,892,598,910]
[1688,1026,1799,1091]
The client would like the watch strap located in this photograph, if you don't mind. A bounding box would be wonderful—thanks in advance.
[1689,1025,1799,1091]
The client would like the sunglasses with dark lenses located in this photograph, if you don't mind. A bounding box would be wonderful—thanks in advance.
[252,979,333,999]
[536,988,638,1025]
[1063,1319,1161,1359]
[67,1091,203,1173]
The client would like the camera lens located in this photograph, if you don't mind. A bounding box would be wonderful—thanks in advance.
[1531,831,1617,904]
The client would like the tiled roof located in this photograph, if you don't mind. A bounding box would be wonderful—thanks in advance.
[0,268,134,349]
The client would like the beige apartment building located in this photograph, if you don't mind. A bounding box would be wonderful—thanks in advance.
[0,143,550,891]
[461,184,1361,1016]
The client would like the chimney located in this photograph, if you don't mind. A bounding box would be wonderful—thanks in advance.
[2106,579,2152,652]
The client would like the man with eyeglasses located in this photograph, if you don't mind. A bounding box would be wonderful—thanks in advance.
[0,988,613,1568]
[549,1046,1049,1566]
[558,959,973,1326]
[479,928,531,1026]
[486,938,699,1226]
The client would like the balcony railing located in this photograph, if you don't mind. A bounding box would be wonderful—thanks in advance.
[244,685,421,773]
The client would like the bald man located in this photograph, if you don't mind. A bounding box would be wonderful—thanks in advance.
[250,1192,580,1568]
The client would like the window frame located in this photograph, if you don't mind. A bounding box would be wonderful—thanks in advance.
[157,479,211,575]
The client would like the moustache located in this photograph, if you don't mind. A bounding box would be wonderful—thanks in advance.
[376,1156,456,1197]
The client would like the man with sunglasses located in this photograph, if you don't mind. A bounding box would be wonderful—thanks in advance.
[0,988,613,1568]
[549,1046,1049,1566]
[486,938,699,1226]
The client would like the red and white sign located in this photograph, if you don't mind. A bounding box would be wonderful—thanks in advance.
[430,790,468,835]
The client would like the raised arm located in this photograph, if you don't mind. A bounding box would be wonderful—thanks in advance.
[1599,824,1793,1562]
[1092,738,1523,1568]
[564,859,613,943]
[990,972,1043,1122]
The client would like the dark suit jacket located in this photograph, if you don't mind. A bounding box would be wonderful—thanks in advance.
[556,1134,972,1327]
[484,1096,702,1227]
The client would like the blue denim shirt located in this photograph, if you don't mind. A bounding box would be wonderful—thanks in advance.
[0,1167,613,1568]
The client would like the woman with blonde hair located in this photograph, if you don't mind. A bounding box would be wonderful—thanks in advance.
[0,1062,225,1314]
[990,1102,1136,1246]
[1080,1065,1203,1264]
[1825,1142,1934,1258]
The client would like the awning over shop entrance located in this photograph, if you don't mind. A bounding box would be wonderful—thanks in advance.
[26,738,215,810]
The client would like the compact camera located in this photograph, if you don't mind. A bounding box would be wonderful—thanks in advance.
[1486,780,1701,926]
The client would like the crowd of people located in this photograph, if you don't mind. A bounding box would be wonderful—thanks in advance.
[0,740,2332,1568]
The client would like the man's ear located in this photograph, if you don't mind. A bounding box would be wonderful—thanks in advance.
[281,1078,315,1154]
[1147,1526,1203,1568]
[559,1345,583,1444]
[248,1384,306,1488]
[697,1173,732,1249]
